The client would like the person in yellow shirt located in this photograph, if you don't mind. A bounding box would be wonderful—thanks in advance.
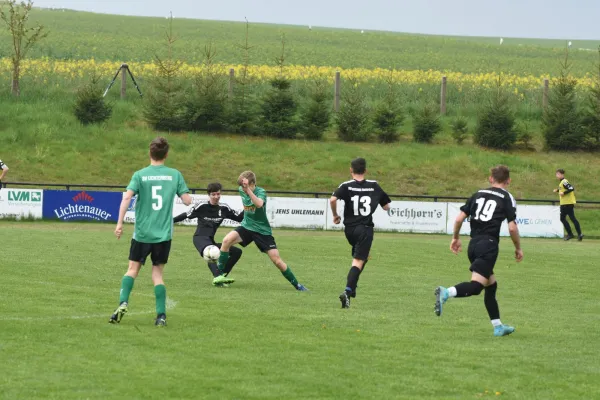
[553,169,583,241]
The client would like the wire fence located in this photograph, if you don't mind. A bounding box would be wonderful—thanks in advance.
[4,181,600,206]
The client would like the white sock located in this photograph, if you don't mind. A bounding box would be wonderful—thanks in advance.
[491,319,502,327]
[448,287,457,297]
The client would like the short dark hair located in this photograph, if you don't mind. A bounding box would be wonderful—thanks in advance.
[351,158,367,174]
[150,137,169,161]
[556,168,565,174]
[490,165,510,184]
[207,182,222,194]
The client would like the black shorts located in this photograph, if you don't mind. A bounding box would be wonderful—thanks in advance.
[468,236,499,279]
[193,236,217,256]
[129,239,171,266]
[344,225,374,261]
[235,226,277,253]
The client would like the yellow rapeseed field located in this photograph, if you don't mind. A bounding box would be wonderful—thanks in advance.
[0,58,595,89]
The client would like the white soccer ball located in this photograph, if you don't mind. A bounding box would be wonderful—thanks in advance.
[203,245,221,262]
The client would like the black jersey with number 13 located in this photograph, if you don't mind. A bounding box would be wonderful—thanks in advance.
[334,180,391,227]
[461,187,517,240]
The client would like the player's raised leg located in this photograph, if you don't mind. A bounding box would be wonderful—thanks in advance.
[214,230,242,285]
[435,270,486,317]
[267,249,307,291]
[223,246,243,276]
[109,260,141,324]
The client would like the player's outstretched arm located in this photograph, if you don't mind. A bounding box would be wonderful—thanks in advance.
[115,189,135,239]
[225,207,244,223]
[180,193,193,206]
[173,212,187,223]
[508,221,523,262]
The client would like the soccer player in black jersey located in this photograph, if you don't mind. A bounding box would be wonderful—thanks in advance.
[173,182,244,287]
[330,158,392,308]
[435,165,523,337]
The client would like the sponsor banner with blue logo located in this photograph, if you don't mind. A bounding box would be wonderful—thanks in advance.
[447,203,562,238]
[42,190,122,222]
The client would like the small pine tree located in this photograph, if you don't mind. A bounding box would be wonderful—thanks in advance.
[73,76,112,125]
[336,78,370,142]
[542,47,585,150]
[582,46,600,149]
[259,34,298,139]
[227,19,257,135]
[413,104,441,143]
[143,14,187,132]
[474,78,517,150]
[373,71,403,143]
[300,78,330,140]
[450,116,469,144]
[515,120,535,150]
[185,43,227,132]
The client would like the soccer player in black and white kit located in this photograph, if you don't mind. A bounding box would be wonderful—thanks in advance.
[173,182,244,287]
[435,165,523,337]
[330,158,392,308]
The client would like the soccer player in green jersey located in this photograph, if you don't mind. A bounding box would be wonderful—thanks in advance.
[109,137,192,327]
[216,171,308,291]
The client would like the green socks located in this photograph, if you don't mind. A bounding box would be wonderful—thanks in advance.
[281,266,299,287]
[217,251,230,274]
[154,284,166,316]
[119,275,135,303]
[119,276,166,316]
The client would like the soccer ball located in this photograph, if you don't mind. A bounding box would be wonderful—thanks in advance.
[203,245,220,262]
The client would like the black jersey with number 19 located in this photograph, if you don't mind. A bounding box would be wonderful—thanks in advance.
[333,180,392,227]
[461,187,517,240]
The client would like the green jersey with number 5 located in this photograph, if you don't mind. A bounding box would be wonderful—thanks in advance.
[126,165,189,243]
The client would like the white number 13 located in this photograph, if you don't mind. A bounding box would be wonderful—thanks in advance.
[152,186,163,210]
[351,195,372,216]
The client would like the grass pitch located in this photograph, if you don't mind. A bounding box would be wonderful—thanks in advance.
[1,222,599,399]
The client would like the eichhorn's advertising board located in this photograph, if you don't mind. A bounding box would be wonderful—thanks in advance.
[0,189,43,219]
[1,188,563,238]
[325,200,447,233]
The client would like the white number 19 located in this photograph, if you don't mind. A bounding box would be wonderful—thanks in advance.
[473,198,497,222]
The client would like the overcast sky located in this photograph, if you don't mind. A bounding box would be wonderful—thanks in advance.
[33,0,599,40]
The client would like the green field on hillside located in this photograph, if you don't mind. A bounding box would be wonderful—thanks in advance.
[1,6,599,237]
[1,222,598,399]
[0,7,597,75]
[1,97,598,198]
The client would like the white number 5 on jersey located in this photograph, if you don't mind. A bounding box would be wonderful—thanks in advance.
[152,186,163,210]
